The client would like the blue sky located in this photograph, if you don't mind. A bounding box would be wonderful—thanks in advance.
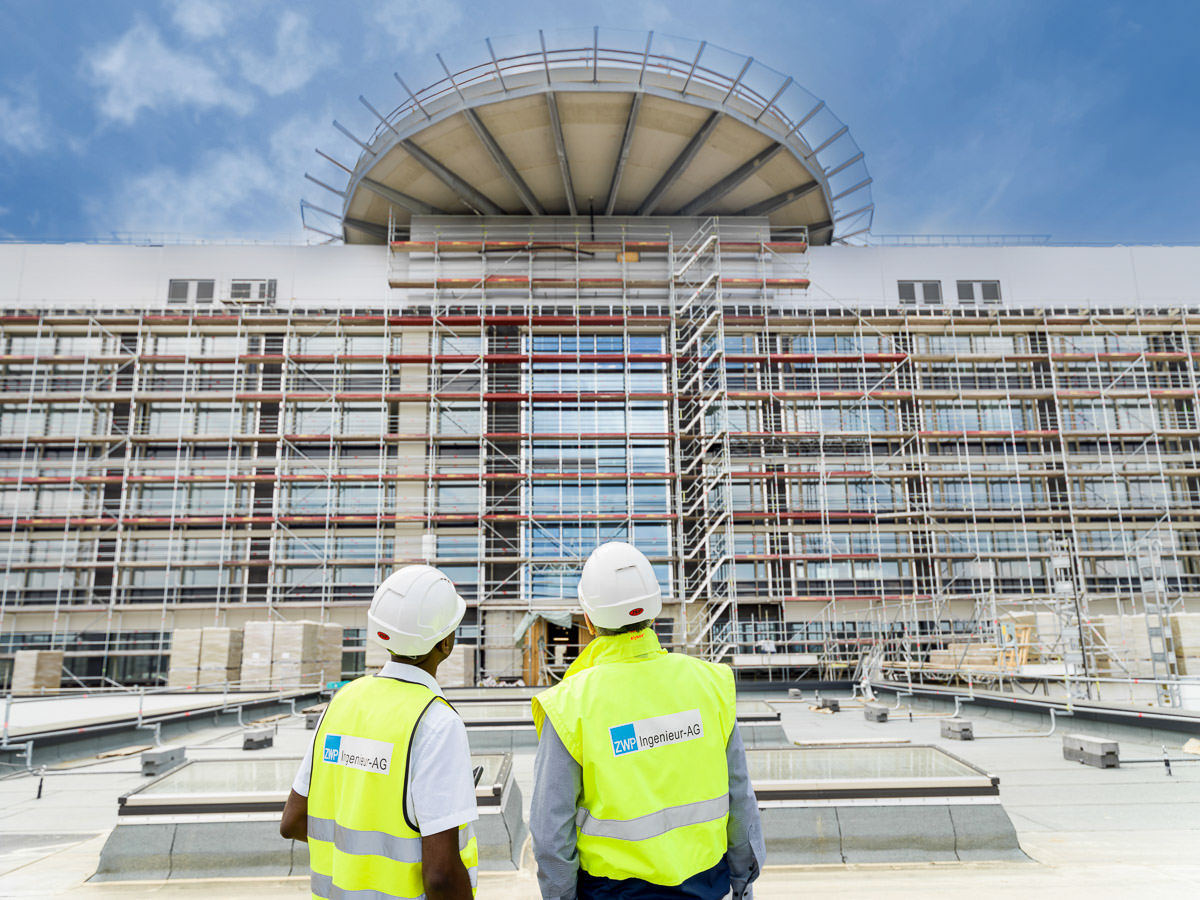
[0,0,1197,243]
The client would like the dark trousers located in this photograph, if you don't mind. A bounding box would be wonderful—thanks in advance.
[577,858,731,900]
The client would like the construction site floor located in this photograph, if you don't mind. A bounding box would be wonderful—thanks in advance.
[2,689,1199,897]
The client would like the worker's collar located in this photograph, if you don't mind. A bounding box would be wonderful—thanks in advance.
[376,659,446,697]
[562,627,664,679]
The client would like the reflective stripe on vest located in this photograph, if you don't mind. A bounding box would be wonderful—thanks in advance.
[308,675,478,898]
[311,872,416,900]
[311,851,479,900]
[307,816,423,862]
[576,794,729,842]
[533,630,737,886]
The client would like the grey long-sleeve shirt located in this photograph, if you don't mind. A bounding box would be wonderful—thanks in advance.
[531,719,765,900]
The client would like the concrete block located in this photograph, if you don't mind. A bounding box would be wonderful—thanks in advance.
[818,698,840,712]
[759,807,842,864]
[242,728,274,750]
[950,804,1026,861]
[864,705,889,723]
[941,717,974,740]
[839,805,958,863]
[1062,733,1119,768]
[93,822,176,880]
[140,747,185,776]
[306,711,322,730]
[787,688,803,699]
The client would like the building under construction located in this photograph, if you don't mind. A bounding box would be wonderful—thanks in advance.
[2,31,1199,704]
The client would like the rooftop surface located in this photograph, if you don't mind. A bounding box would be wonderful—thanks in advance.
[2,689,1198,897]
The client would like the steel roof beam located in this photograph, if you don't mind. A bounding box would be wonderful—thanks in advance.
[735,180,820,217]
[545,93,577,216]
[636,111,723,216]
[674,142,783,216]
[463,109,545,216]
[359,177,446,216]
[603,93,642,216]
[400,139,505,216]
[343,217,390,240]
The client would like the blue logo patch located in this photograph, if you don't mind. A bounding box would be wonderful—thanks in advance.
[610,723,638,757]
[323,734,341,763]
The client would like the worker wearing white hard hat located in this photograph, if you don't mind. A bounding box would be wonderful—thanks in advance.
[530,541,765,899]
[281,565,478,899]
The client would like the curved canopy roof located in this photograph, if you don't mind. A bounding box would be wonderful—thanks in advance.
[308,29,874,245]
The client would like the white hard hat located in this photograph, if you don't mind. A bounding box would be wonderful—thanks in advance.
[368,565,466,657]
[577,541,662,629]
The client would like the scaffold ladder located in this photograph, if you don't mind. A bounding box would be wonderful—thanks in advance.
[673,218,736,661]
[1137,539,1182,707]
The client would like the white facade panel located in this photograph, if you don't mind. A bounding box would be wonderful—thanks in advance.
[0,244,388,309]
[806,244,1200,309]
[4,239,1200,312]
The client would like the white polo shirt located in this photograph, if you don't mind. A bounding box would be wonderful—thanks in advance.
[292,661,478,836]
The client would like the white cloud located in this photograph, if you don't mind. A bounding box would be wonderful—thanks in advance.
[371,0,463,53]
[236,11,336,96]
[168,0,236,40]
[87,19,253,124]
[91,110,329,240]
[0,86,49,154]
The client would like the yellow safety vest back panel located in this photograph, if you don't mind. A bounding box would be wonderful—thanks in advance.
[308,675,478,899]
[533,629,736,886]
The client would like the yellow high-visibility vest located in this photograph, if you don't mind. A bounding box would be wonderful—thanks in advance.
[308,675,478,899]
[533,629,736,886]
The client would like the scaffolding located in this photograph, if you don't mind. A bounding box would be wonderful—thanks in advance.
[0,220,1197,700]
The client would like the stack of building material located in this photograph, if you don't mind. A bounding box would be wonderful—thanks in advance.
[1171,613,1200,675]
[271,621,323,689]
[439,644,477,687]
[1000,611,1061,662]
[1097,615,1154,676]
[948,642,1000,668]
[926,649,954,669]
[198,627,243,688]
[11,649,63,695]
[365,637,390,671]
[166,628,203,689]
[318,623,344,684]
[239,621,275,690]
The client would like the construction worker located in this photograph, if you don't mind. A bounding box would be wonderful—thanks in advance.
[530,541,764,899]
[280,565,478,899]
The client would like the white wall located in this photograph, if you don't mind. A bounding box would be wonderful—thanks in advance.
[4,239,1200,311]
[806,244,1200,309]
[0,243,388,309]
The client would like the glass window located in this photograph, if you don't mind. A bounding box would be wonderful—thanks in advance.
[343,404,384,432]
[437,484,479,513]
[438,403,481,436]
[629,335,663,353]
